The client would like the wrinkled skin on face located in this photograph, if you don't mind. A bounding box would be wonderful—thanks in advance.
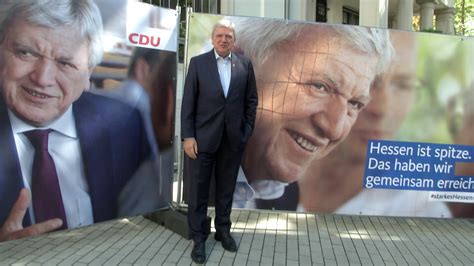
[0,19,91,127]
[242,28,378,183]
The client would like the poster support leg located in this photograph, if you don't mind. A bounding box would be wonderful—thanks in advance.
[145,205,211,240]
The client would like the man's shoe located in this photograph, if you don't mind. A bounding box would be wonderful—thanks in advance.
[214,232,237,252]
[191,241,206,264]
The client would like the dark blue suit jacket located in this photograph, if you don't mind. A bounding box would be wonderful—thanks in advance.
[0,92,150,227]
[181,50,257,153]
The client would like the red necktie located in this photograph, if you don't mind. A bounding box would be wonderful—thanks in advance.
[25,129,67,230]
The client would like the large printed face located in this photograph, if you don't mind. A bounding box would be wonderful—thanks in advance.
[0,19,91,126]
[342,32,417,162]
[244,27,378,183]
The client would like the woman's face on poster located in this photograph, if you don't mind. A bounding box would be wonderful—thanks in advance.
[343,32,418,162]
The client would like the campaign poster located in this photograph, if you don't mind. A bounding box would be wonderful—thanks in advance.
[0,0,178,243]
[184,12,473,218]
[93,0,178,218]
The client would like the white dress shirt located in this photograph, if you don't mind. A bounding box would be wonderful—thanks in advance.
[9,107,93,228]
[215,50,232,97]
[233,167,288,209]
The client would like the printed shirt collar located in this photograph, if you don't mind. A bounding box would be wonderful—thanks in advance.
[9,105,77,138]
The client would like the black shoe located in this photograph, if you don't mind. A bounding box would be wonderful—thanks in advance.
[214,232,237,252]
[191,241,206,264]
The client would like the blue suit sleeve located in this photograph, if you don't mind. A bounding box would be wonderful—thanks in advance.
[181,58,198,140]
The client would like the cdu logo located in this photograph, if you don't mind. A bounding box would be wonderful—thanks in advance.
[128,33,161,47]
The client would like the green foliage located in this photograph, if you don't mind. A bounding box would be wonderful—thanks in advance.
[420,28,443,34]
[397,34,473,143]
[454,0,474,36]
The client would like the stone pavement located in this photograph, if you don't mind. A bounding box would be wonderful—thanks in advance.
[0,209,473,265]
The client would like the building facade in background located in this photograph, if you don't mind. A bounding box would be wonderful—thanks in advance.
[153,0,457,34]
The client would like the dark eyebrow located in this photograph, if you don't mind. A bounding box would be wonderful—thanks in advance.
[308,70,338,88]
[326,75,371,105]
[12,41,32,51]
[353,94,372,106]
[12,41,41,57]
[12,41,27,47]
[57,56,74,63]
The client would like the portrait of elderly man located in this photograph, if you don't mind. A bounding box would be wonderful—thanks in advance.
[229,18,393,208]
[0,0,150,242]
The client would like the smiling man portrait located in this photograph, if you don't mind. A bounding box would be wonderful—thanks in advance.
[0,0,150,242]
[230,18,393,208]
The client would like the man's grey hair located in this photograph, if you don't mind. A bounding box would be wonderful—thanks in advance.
[212,18,236,39]
[0,0,103,68]
[231,17,393,75]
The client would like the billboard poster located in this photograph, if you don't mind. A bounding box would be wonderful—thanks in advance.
[185,13,473,218]
[0,0,178,242]
[94,0,177,216]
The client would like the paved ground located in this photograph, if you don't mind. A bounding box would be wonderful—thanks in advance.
[0,209,473,265]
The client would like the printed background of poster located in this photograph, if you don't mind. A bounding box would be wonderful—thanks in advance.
[92,0,178,217]
[184,13,474,218]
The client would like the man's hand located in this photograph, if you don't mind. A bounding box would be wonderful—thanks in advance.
[0,188,63,242]
[183,137,198,160]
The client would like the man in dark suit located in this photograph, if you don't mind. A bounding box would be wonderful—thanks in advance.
[181,19,257,263]
[0,0,150,242]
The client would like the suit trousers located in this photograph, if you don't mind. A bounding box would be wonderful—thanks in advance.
[187,128,242,243]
